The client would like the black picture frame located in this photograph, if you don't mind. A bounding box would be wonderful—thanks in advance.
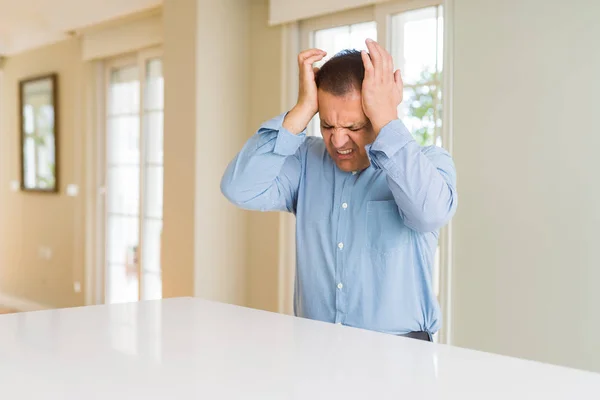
[19,73,59,193]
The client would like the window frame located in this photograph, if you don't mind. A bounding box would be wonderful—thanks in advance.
[299,6,376,44]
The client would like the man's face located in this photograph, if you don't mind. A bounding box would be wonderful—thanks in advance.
[317,88,376,172]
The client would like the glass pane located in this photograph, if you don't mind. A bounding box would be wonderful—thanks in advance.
[400,84,439,147]
[145,59,164,111]
[107,166,140,216]
[107,116,140,165]
[141,57,164,301]
[106,214,139,304]
[142,272,162,301]
[106,63,142,304]
[314,21,376,68]
[310,21,377,137]
[23,137,36,188]
[108,65,140,115]
[106,215,139,265]
[144,166,163,219]
[108,264,139,305]
[144,112,163,165]
[391,6,443,146]
[142,219,162,275]
[391,6,442,86]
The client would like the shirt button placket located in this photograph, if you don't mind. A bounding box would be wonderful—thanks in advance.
[335,174,354,325]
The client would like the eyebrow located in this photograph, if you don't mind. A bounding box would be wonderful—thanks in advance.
[321,121,367,129]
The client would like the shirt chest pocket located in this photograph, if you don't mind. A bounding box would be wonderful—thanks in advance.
[366,200,412,254]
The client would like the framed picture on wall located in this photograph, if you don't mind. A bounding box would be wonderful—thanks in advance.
[19,73,59,193]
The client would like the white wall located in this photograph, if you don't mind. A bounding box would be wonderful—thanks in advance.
[451,0,600,373]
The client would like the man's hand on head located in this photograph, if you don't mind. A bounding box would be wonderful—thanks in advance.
[283,48,327,135]
[360,39,403,135]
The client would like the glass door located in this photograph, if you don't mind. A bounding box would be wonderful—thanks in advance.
[104,49,164,304]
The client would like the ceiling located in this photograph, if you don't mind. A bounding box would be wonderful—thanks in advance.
[0,0,162,56]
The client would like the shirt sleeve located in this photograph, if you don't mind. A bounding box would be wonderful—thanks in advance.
[366,119,458,232]
[220,112,306,213]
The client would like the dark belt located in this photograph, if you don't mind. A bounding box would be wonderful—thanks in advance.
[400,331,432,342]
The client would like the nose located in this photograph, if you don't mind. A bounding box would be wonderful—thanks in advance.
[331,129,350,149]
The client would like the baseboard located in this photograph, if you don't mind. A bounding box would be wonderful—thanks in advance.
[0,292,53,312]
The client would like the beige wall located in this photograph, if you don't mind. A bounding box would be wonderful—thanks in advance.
[0,38,86,308]
[161,0,197,299]
[451,0,600,373]
[269,0,385,25]
[163,0,273,307]
[246,0,284,312]
[193,0,250,305]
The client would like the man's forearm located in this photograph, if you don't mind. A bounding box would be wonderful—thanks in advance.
[282,105,315,135]
[220,113,305,212]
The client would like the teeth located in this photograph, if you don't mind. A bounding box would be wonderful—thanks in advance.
[337,149,353,155]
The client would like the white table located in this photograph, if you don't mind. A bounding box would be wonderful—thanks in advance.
[0,297,599,399]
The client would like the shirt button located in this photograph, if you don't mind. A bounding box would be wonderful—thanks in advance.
[342,202,348,209]
[338,242,344,250]
[337,283,343,290]
[352,171,357,175]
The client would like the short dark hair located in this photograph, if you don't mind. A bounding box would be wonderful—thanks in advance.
[315,49,365,96]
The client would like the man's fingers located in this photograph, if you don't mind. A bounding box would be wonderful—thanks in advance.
[394,69,403,87]
[371,40,393,81]
[300,54,326,78]
[304,53,326,65]
[298,49,326,64]
[365,38,382,80]
[365,38,381,60]
[394,69,403,103]
[361,50,374,78]
[383,45,394,80]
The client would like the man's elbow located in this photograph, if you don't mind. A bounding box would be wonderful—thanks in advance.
[220,174,241,206]
[407,199,457,233]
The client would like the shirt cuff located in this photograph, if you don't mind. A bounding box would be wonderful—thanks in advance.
[260,112,307,156]
[367,119,414,169]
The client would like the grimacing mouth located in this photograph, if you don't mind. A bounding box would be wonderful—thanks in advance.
[336,149,353,155]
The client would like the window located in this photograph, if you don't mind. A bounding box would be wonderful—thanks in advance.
[103,49,164,304]
[391,5,444,148]
[293,1,451,343]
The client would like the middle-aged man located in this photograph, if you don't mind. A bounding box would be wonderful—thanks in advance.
[221,39,457,341]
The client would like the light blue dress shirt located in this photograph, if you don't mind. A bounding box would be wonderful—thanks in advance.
[221,112,457,335]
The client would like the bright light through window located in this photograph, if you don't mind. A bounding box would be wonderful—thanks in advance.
[391,5,444,149]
